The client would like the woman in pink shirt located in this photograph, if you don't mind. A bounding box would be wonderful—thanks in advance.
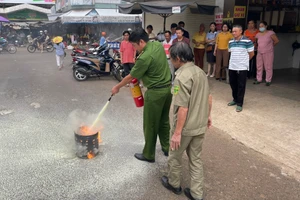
[120,30,136,77]
[254,21,279,86]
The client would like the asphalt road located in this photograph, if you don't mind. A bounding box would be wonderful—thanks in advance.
[0,49,299,200]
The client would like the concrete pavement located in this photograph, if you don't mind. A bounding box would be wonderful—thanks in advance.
[0,49,299,200]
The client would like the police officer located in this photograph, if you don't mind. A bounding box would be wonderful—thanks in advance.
[111,28,172,162]
[161,42,212,200]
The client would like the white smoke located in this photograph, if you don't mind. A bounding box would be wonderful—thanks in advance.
[59,109,104,158]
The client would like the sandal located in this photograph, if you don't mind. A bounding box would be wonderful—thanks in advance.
[228,101,237,106]
[253,80,262,84]
[236,106,243,112]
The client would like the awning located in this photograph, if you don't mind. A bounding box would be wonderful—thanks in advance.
[60,9,142,24]
[60,9,93,24]
[60,9,93,18]
[119,1,217,15]
[194,3,218,15]
[0,15,9,23]
[118,1,217,30]
[95,9,142,23]
[118,1,192,14]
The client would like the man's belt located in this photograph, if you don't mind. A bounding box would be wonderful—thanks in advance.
[148,84,171,90]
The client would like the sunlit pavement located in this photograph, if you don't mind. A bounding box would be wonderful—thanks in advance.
[0,49,299,200]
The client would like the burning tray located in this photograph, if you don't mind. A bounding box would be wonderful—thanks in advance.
[74,126,100,159]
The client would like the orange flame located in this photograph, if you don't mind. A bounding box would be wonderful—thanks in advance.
[87,151,95,159]
[79,126,103,143]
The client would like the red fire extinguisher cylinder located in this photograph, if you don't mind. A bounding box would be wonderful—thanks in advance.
[130,78,144,107]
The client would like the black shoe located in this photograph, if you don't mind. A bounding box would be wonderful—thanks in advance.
[134,153,155,163]
[161,176,182,195]
[163,151,168,157]
[184,188,203,200]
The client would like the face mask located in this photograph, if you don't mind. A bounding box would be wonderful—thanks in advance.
[259,27,266,32]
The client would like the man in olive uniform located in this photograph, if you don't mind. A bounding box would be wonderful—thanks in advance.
[111,28,172,162]
[161,42,212,200]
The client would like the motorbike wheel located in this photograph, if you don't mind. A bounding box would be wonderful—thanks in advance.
[46,44,54,52]
[27,45,36,53]
[7,45,17,54]
[112,63,124,82]
[73,67,88,81]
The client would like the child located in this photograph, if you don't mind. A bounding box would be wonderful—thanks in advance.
[53,36,65,70]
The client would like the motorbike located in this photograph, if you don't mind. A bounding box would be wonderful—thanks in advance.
[27,38,54,53]
[71,43,108,63]
[0,37,17,54]
[6,34,19,47]
[72,44,124,82]
[71,42,100,58]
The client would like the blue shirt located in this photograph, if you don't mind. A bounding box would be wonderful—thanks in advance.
[206,31,217,45]
[171,33,177,40]
[100,36,106,46]
[54,42,65,56]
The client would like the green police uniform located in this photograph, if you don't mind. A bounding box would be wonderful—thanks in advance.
[130,41,172,160]
[168,62,210,200]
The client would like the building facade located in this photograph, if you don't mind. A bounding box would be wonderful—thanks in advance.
[0,0,54,22]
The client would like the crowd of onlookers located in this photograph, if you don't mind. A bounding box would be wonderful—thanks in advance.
[119,20,279,87]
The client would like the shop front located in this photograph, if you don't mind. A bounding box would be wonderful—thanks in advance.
[58,9,142,45]
[221,0,300,70]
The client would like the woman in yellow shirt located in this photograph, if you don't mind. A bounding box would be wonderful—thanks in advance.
[192,24,206,69]
[214,23,233,80]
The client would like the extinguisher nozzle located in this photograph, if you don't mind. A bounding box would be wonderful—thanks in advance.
[108,94,114,101]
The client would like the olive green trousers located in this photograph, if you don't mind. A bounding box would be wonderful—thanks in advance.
[142,87,172,160]
[168,134,205,200]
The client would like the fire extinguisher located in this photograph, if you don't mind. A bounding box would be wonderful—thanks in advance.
[130,78,144,107]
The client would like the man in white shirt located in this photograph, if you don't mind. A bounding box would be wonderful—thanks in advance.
[147,25,156,41]
[162,30,174,82]
[228,25,254,112]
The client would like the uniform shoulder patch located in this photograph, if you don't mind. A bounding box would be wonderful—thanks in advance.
[173,85,180,95]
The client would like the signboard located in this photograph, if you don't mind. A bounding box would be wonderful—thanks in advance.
[7,9,48,21]
[172,6,181,14]
[234,6,246,18]
[71,0,94,5]
[215,12,223,30]
[107,42,120,50]
[0,0,55,4]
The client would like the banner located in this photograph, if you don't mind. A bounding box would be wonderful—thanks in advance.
[215,12,223,30]
[234,6,246,19]
[7,9,49,21]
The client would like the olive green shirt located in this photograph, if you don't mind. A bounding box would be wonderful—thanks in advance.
[171,62,210,136]
[130,41,171,88]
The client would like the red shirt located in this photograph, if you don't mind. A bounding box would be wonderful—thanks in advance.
[172,37,190,45]
[244,29,259,43]
[120,40,135,64]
